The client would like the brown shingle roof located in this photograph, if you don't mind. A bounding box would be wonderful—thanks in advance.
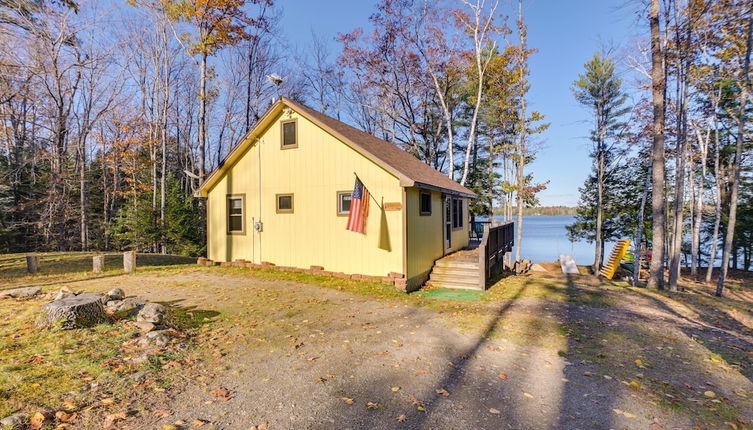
[198,98,476,198]
[283,98,476,198]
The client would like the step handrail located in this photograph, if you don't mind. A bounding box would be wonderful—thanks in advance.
[478,221,515,289]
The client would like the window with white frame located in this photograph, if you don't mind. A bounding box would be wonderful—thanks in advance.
[227,195,244,233]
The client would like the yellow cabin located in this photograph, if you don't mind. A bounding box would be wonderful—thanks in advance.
[197,98,476,291]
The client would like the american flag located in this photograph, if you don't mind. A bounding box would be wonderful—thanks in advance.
[346,177,370,234]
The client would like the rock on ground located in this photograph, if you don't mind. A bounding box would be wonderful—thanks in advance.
[106,288,125,301]
[134,321,156,332]
[137,302,166,324]
[53,287,77,301]
[105,297,146,318]
[37,293,110,329]
[138,329,172,347]
[0,287,41,299]
[0,412,28,428]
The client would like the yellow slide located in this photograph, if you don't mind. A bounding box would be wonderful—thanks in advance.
[599,239,631,280]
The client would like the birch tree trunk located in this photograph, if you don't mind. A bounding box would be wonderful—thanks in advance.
[633,169,650,286]
[716,1,753,296]
[198,49,208,183]
[706,123,722,283]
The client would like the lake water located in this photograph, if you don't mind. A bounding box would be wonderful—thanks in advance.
[493,215,618,265]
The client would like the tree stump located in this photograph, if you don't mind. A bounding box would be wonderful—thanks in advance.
[123,251,136,273]
[37,293,110,329]
[93,255,105,273]
[26,255,39,273]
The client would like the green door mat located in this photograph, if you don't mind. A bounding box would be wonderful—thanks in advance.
[415,288,485,301]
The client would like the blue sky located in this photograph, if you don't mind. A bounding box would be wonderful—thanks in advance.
[278,0,643,206]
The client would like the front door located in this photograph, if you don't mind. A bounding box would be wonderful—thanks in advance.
[444,196,452,253]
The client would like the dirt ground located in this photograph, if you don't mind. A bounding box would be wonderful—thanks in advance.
[18,266,748,430]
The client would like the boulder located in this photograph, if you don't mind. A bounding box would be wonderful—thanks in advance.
[106,288,125,301]
[105,297,146,318]
[0,412,28,428]
[138,330,172,348]
[37,293,110,329]
[136,303,166,324]
[0,286,41,299]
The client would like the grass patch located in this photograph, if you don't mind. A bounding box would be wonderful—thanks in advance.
[0,294,219,420]
[0,252,196,288]
[0,299,140,417]
[414,288,486,301]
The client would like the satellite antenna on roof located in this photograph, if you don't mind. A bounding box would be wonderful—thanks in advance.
[267,74,285,102]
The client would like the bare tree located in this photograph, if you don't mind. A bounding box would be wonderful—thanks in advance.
[717,0,753,296]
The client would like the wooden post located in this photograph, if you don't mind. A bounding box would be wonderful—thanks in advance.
[123,251,136,273]
[93,255,105,273]
[26,255,39,274]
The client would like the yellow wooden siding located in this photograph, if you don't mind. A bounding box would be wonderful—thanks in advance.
[405,188,470,288]
[206,110,404,278]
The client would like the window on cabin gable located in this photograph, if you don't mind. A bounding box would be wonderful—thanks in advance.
[281,119,297,148]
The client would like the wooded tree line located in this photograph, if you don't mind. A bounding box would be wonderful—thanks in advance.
[0,0,546,260]
[566,0,752,295]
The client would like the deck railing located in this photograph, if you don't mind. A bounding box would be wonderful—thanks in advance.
[477,221,515,289]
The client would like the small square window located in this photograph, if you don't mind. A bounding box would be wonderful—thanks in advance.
[276,193,294,213]
[419,191,432,216]
[281,120,297,148]
[337,191,352,216]
[227,195,244,234]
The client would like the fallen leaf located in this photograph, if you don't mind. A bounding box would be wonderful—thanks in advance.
[103,412,126,429]
[100,398,116,406]
[192,419,208,427]
[435,388,449,397]
[523,392,534,398]
[497,373,508,380]
[396,414,407,422]
[341,397,354,405]
[704,391,716,398]
[30,412,51,430]
[391,386,400,392]
[60,401,78,412]
[629,381,640,391]
[366,401,380,410]
[489,408,501,414]
[55,411,77,423]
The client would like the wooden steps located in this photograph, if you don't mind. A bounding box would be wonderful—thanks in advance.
[426,249,483,290]
[599,239,631,279]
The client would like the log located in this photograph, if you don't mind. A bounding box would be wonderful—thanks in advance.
[123,251,136,273]
[37,293,110,329]
[26,255,39,273]
[93,255,105,273]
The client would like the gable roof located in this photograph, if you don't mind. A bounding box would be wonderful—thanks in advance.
[197,97,476,198]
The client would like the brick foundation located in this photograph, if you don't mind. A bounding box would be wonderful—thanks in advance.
[197,260,403,289]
